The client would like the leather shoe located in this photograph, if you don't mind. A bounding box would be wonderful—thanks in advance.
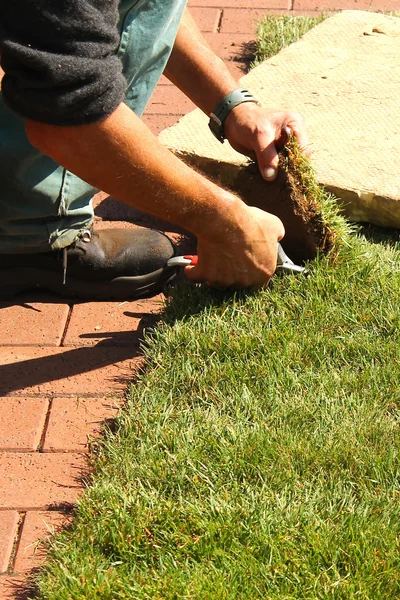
[0,227,178,300]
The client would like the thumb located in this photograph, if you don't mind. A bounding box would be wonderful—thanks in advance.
[255,137,280,182]
[183,264,202,283]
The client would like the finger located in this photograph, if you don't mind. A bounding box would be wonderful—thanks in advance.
[254,137,280,182]
[275,125,292,150]
[285,114,310,153]
[277,222,285,242]
[183,264,203,283]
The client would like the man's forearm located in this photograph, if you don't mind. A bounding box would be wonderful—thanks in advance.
[164,9,239,115]
[25,102,241,238]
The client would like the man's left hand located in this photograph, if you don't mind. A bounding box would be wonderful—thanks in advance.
[224,102,309,181]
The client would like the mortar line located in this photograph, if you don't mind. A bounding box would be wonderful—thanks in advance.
[37,398,53,453]
[59,303,74,347]
[217,9,224,32]
[0,506,75,513]
[7,512,26,575]
[0,392,124,399]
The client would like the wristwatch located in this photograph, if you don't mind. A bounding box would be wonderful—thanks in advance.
[208,88,260,143]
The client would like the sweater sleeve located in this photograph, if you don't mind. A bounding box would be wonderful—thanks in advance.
[0,0,127,126]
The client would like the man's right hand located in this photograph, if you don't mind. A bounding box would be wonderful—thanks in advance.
[184,202,285,289]
[26,102,284,290]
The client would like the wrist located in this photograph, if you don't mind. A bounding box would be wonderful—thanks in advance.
[208,88,260,143]
[193,189,246,241]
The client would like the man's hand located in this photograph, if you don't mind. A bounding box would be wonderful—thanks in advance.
[224,102,309,181]
[185,201,285,289]
[26,103,284,291]
[165,9,309,185]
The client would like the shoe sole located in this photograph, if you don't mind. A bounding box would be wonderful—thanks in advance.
[0,266,178,301]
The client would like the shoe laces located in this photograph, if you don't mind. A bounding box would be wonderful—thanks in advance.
[62,229,92,285]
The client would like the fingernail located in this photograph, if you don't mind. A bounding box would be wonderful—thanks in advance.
[263,167,276,180]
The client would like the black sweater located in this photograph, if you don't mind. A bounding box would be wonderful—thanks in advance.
[0,0,127,125]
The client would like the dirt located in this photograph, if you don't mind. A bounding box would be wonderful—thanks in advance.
[179,142,336,264]
[96,141,337,265]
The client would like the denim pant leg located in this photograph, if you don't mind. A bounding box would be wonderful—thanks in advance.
[0,0,186,254]
[117,0,187,117]
[0,96,98,253]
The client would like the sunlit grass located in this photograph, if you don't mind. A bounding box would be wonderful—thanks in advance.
[253,14,330,66]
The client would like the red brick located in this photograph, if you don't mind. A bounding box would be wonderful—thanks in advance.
[219,8,290,33]
[293,0,399,8]
[92,194,167,228]
[0,303,69,347]
[204,32,258,77]
[93,219,142,231]
[0,398,49,451]
[291,0,339,7]
[204,31,258,57]
[190,7,222,32]
[0,452,88,510]
[146,86,196,116]
[142,114,181,135]
[286,7,331,12]
[189,0,288,6]
[43,397,121,452]
[93,203,191,240]
[92,194,148,223]
[286,7,335,12]
[157,74,174,86]
[92,192,147,223]
[369,0,400,8]
[0,347,143,396]
[14,511,71,574]
[222,58,251,80]
[0,512,19,573]
[63,296,164,347]
[0,576,28,599]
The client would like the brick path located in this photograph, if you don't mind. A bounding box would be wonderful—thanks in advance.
[1,1,399,598]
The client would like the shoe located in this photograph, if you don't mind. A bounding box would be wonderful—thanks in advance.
[0,227,178,300]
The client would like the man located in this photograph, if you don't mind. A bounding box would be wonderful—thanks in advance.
[0,0,308,299]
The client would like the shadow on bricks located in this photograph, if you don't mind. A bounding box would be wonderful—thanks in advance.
[0,311,156,396]
[2,578,39,600]
[94,194,191,236]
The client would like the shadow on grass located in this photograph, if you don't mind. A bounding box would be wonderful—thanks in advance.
[162,282,265,324]
[358,223,400,247]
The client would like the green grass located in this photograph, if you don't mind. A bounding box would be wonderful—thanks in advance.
[35,228,400,599]
[33,14,400,600]
[252,14,330,66]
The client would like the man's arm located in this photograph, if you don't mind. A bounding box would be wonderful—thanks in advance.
[164,9,309,181]
[2,0,284,288]
[26,103,284,288]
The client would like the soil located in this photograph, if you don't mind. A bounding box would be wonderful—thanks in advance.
[96,143,337,266]
[177,145,336,265]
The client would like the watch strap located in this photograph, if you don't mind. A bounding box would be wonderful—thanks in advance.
[208,88,260,142]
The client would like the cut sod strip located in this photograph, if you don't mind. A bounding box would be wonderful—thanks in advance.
[33,16,400,599]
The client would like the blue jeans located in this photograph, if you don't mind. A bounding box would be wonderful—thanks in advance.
[0,0,186,253]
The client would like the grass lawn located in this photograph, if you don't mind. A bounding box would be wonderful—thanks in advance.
[253,14,329,65]
[34,15,400,600]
